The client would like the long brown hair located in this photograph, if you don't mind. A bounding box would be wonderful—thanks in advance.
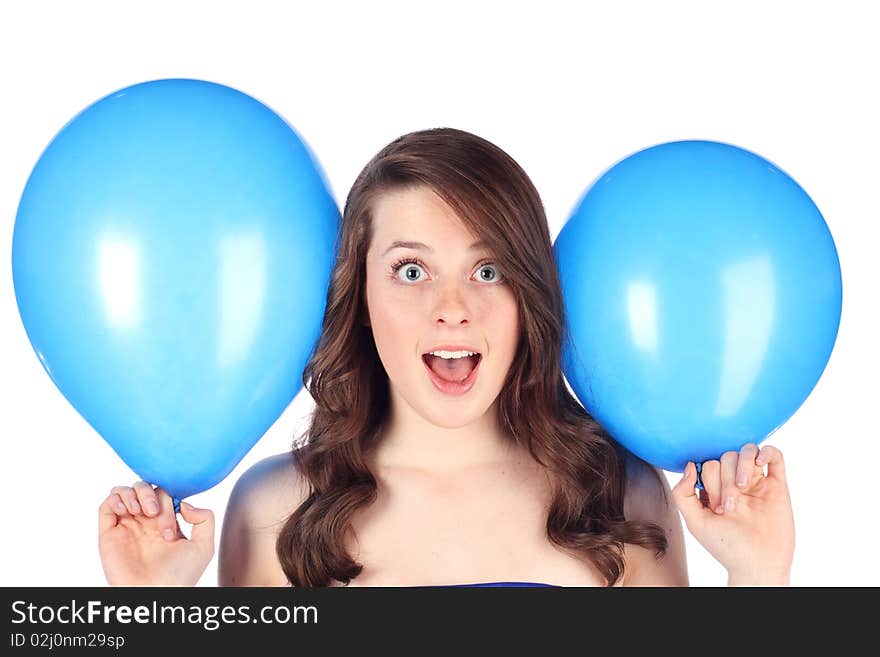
[277,128,668,586]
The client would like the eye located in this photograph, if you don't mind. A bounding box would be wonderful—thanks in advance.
[390,257,426,283]
[476,263,503,283]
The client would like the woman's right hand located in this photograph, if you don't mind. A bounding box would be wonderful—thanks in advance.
[98,481,215,586]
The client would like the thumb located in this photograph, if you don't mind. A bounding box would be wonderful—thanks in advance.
[179,501,215,549]
[670,462,706,529]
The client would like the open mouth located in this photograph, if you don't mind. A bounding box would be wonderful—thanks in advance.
[421,352,482,385]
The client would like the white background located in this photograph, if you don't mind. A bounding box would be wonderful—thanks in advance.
[1,0,877,587]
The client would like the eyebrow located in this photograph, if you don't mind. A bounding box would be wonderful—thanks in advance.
[382,239,488,256]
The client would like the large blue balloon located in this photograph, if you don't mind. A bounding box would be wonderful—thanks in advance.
[554,140,842,472]
[12,79,339,501]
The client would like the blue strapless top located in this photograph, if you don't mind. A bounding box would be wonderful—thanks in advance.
[430,581,559,588]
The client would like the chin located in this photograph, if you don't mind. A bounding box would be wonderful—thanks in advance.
[420,410,481,430]
[419,391,502,429]
[393,386,488,429]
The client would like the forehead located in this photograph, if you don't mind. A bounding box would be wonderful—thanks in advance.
[370,186,477,247]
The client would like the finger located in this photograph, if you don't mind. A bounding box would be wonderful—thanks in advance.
[106,492,129,516]
[671,462,711,528]
[98,494,125,534]
[132,481,160,517]
[736,443,760,489]
[700,460,723,514]
[756,445,787,483]
[179,501,215,551]
[719,451,739,513]
[155,487,181,542]
[110,486,141,515]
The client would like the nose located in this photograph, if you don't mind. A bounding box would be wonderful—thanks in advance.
[431,280,470,325]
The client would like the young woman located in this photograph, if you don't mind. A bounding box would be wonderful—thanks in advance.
[98,128,795,587]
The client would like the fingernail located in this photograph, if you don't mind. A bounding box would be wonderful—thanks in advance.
[725,496,736,512]
[162,528,175,541]
[130,501,141,514]
[145,500,159,515]
[736,474,748,488]
[715,505,724,514]
[115,502,126,514]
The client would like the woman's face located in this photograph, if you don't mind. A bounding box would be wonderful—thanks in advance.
[364,185,521,429]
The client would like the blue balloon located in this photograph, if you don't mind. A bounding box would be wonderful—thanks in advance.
[554,140,842,472]
[12,79,339,501]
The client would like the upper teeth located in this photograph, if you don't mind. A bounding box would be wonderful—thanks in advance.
[427,350,478,359]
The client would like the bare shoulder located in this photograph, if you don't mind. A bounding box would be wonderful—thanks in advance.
[621,453,689,586]
[218,451,310,586]
[228,451,309,524]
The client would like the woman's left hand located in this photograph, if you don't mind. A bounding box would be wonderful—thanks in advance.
[671,443,795,585]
